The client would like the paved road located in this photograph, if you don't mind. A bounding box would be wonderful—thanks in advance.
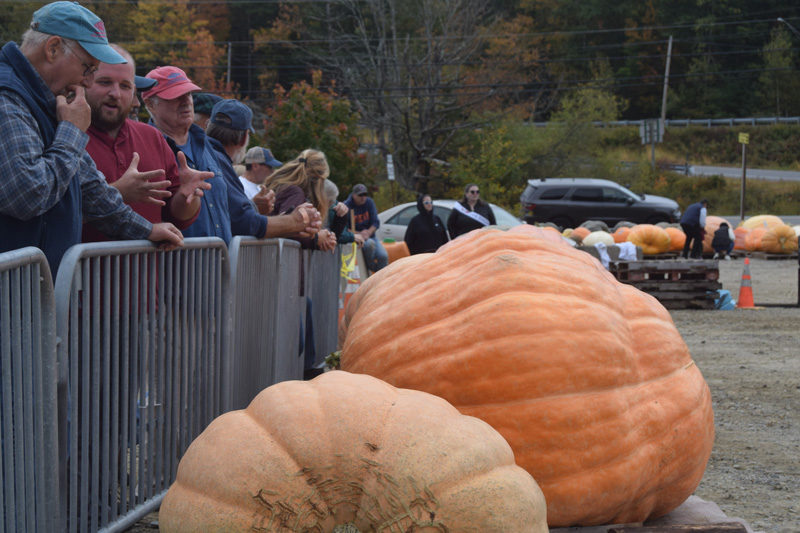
[690,165,800,182]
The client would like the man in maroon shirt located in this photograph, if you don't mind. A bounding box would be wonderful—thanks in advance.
[83,44,213,241]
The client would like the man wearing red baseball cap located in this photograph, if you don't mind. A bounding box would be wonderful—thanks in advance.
[0,1,184,272]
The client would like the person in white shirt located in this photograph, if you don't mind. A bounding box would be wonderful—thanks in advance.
[239,146,282,200]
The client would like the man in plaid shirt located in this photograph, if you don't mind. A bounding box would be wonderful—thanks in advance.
[0,1,183,273]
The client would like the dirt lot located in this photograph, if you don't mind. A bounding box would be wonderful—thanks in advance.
[671,257,800,533]
[128,257,799,532]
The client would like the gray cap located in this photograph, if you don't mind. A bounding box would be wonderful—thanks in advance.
[244,147,282,167]
[352,183,368,196]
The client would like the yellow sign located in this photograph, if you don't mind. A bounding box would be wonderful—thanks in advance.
[738,133,749,145]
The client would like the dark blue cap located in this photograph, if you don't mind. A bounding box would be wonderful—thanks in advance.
[209,99,254,133]
[134,75,157,91]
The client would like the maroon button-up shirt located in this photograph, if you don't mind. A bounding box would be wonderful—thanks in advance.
[83,119,197,242]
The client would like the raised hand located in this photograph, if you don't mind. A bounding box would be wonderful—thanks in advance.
[253,186,275,215]
[176,151,213,204]
[114,152,171,206]
[56,85,91,131]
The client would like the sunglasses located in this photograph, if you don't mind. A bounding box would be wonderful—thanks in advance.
[423,200,432,205]
[357,193,368,197]
[468,189,480,194]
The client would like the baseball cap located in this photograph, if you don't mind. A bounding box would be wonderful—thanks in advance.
[141,66,201,100]
[352,183,368,196]
[31,1,125,64]
[209,99,254,133]
[244,147,282,167]
[193,93,223,116]
[134,75,157,91]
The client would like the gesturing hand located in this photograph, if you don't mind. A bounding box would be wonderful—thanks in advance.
[56,85,91,132]
[253,186,275,215]
[114,152,171,206]
[176,151,213,204]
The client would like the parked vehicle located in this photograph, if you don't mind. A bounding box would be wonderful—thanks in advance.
[520,178,681,229]
[376,199,521,242]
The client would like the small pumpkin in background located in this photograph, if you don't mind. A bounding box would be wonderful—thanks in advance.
[759,224,799,254]
[626,224,671,255]
[340,225,714,527]
[613,226,632,243]
[582,230,615,247]
[383,240,410,264]
[664,226,686,252]
[570,226,591,243]
[160,371,548,532]
[739,214,785,231]
[702,216,730,253]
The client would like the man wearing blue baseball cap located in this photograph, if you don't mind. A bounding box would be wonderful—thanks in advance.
[240,146,282,201]
[205,98,323,239]
[0,1,184,272]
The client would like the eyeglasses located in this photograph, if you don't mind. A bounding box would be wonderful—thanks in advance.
[357,193,368,197]
[422,200,432,205]
[468,189,480,194]
[63,41,98,78]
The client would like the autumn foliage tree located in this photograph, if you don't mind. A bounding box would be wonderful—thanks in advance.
[263,71,372,194]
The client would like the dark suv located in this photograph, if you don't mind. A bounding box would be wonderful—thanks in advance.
[520,178,681,229]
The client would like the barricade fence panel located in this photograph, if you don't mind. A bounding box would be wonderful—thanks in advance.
[54,239,229,533]
[227,237,302,411]
[0,248,59,533]
[304,247,343,368]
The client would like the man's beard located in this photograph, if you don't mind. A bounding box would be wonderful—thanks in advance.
[90,99,129,133]
[232,144,247,165]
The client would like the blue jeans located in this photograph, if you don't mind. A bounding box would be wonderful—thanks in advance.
[362,236,388,273]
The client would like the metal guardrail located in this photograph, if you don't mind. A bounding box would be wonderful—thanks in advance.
[531,116,800,128]
[54,239,230,533]
[227,237,302,410]
[303,247,342,368]
[0,247,60,533]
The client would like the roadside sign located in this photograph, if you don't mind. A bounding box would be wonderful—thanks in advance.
[386,154,395,181]
[739,133,749,145]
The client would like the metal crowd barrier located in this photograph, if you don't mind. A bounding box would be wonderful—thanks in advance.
[54,239,230,533]
[0,248,60,533]
[227,237,302,410]
[303,247,342,368]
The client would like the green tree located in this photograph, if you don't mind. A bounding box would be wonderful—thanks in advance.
[757,27,799,116]
[263,71,373,194]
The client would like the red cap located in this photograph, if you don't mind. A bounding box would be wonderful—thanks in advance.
[141,66,201,100]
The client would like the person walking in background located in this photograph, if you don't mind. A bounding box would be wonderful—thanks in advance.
[344,183,388,273]
[447,183,496,239]
[680,198,708,259]
[711,221,735,260]
[405,194,448,254]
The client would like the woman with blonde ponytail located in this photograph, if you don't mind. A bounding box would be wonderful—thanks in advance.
[263,149,337,250]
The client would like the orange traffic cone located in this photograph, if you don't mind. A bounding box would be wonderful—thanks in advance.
[736,257,755,308]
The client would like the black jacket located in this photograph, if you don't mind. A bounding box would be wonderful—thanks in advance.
[404,197,449,254]
[446,199,496,239]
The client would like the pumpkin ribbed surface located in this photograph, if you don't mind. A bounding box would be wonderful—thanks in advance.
[664,227,686,251]
[740,214,784,230]
[733,227,749,250]
[340,225,714,527]
[626,224,671,255]
[160,370,547,532]
[759,224,799,254]
[744,227,767,251]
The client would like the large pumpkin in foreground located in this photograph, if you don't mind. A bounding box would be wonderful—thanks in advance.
[340,225,714,527]
[160,370,547,532]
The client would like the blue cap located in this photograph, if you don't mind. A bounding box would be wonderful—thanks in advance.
[134,76,157,91]
[209,99,254,133]
[193,93,223,115]
[30,2,125,65]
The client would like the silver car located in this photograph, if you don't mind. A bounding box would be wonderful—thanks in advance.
[376,199,522,241]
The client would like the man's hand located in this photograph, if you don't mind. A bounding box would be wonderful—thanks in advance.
[292,203,322,238]
[253,186,275,215]
[353,233,365,246]
[359,229,371,241]
[176,151,213,204]
[333,201,348,217]
[148,222,184,251]
[316,229,337,252]
[56,85,91,131]
[113,152,171,206]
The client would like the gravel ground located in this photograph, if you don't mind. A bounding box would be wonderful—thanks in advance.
[671,256,800,533]
[127,256,800,532]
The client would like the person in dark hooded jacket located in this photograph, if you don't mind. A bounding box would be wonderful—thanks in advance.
[404,194,449,254]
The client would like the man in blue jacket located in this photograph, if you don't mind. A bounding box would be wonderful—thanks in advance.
[345,183,388,273]
[0,1,183,273]
[680,199,709,259]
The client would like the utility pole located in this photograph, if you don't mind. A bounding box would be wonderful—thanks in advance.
[660,35,673,129]
[739,133,749,224]
[227,42,232,86]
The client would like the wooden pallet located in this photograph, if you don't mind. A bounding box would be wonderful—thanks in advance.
[610,261,720,309]
[643,252,680,260]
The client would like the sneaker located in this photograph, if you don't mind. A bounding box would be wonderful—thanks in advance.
[712,253,719,259]
[724,255,731,261]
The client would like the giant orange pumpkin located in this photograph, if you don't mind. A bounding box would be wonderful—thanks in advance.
[733,227,749,250]
[160,371,547,532]
[745,227,767,251]
[664,227,686,251]
[759,224,799,254]
[340,225,714,527]
[740,214,784,231]
[626,224,671,255]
